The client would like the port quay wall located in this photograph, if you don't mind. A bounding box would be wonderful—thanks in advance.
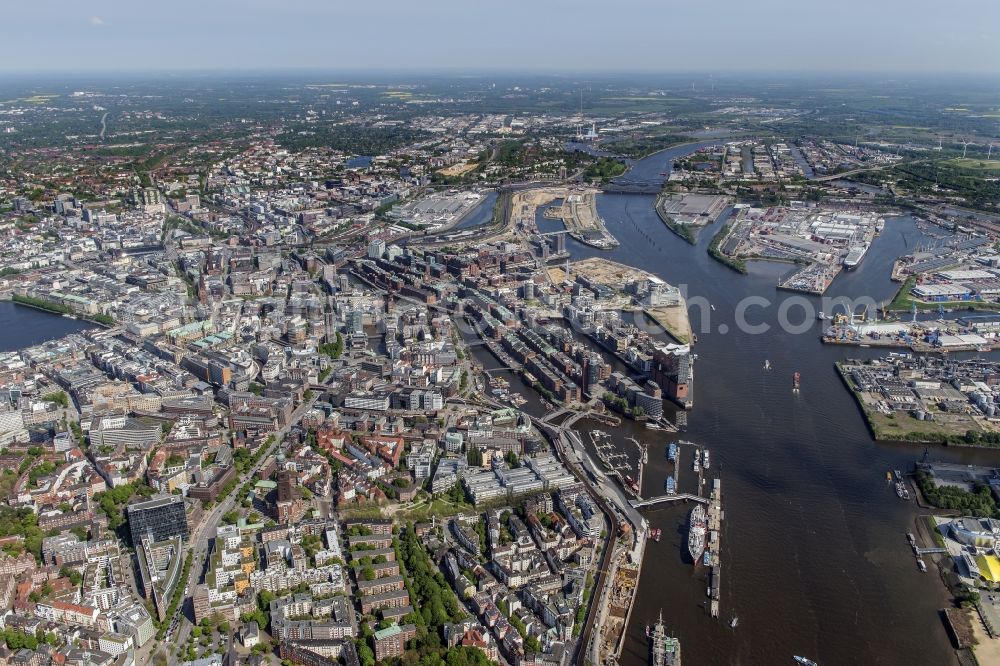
[615,535,646,659]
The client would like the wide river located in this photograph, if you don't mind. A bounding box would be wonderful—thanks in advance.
[471,142,992,665]
[0,147,982,663]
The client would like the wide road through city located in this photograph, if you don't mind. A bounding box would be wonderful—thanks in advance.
[164,390,324,664]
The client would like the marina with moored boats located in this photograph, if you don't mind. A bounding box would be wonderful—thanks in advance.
[634,439,728,620]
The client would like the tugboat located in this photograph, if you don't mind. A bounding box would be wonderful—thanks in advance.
[792,372,801,393]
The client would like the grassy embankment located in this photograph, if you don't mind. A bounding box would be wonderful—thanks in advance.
[706,220,747,274]
[886,275,998,313]
[12,294,113,327]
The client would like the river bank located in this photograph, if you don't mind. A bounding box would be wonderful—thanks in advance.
[654,206,695,244]
[563,142,967,665]
[464,138,969,664]
[834,361,1000,447]
[706,218,747,274]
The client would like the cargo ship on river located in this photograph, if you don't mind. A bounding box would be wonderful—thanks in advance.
[843,244,869,270]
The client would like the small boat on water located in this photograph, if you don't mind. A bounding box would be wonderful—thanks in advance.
[730,615,739,629]
[665,476,676,494]
[702,550,711,566]
[792,371,801,392]
[794,658,819,666]
[703,449,710,470]
[886,471,892,482]
[667,442,678,462]
[917,559,927,572]
[650,528,662,542]
[764,359,771,371]
[693,452,700,473]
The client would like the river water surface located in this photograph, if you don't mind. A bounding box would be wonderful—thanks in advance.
[0,145,976,663]
[555,144,975,665]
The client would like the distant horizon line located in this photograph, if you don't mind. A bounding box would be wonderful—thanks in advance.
[0,67,997,80]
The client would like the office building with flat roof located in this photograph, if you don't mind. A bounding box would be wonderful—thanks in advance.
[127,495,189,546]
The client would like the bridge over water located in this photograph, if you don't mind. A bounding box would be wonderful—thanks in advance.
[601,181,663,195]
[630,493,708,508]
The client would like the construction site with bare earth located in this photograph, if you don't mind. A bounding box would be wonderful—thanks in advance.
[548,257,694,344]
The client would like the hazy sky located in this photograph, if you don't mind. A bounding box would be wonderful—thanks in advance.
[3,0,998,74]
